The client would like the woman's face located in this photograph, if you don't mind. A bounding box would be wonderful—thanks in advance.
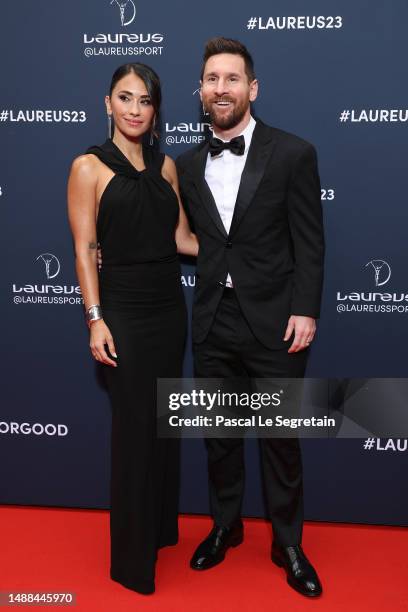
[105,72,155,139]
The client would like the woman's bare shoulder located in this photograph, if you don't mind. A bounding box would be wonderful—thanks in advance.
[69,154,104,186]
[70,153,100,173]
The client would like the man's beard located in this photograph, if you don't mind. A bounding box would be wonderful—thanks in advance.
[207,98,249,131]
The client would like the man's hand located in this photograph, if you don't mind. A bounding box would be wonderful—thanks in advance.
[97,242,102,271]
[284,315,316,353]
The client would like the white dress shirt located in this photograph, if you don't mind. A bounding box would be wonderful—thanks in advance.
[205,115,256,286]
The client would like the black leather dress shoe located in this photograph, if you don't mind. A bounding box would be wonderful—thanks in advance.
[271,543,322,597]
[190,521,244,570]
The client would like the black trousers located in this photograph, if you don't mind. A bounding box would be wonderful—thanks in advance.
[193,288,309,547]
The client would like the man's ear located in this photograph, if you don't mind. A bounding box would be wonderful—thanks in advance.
[199,80,203,102]
[249,79,259,103]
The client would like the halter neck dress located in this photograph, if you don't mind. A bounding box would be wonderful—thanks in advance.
[85,138,187,594]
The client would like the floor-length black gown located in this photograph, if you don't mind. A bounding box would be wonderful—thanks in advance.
[85,138,187,594]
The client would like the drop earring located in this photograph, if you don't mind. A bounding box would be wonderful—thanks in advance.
[150,116,156,146]
[107,113,112,139]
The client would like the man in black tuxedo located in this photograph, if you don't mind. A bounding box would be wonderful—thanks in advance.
[176,37,325,597]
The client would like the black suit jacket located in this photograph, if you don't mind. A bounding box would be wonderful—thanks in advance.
[176,118,325,350]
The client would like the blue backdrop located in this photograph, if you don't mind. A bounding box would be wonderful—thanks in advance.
[1,0,407,526]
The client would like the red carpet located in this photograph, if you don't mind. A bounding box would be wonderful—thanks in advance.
[0,506,407,611]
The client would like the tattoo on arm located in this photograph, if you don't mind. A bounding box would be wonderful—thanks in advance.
[88,241,97,250]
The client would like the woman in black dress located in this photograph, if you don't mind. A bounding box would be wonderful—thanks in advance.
[67,63,198,594]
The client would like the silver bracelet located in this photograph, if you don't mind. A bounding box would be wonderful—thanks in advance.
[86,304,103,326]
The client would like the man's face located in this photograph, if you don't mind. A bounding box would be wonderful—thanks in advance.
[200,53,258,131]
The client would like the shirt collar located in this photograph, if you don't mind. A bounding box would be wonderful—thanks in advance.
[212,115,256,153]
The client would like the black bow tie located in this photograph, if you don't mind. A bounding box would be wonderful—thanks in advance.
[209,135,245,158]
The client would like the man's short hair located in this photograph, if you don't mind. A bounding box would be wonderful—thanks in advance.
[200,37,256,82]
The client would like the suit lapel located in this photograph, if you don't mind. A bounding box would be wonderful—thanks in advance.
[191,142,228,238]
[229,120,278,236]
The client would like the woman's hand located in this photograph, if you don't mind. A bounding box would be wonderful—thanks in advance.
[89,319,118,367]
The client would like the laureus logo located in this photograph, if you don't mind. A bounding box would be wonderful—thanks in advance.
[110,0,136,26]
[365,259,391,287]
[36,253,61,280]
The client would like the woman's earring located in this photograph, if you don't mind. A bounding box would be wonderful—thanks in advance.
[150,117,156,146]
[107,114,112,139]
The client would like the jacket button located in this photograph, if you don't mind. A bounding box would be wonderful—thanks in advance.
[225,241,232,248]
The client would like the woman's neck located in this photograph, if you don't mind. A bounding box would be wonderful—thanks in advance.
[112,131,144,165]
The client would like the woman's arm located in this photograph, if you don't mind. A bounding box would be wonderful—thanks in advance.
[162,155,199,257]
[67,155,117,367]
